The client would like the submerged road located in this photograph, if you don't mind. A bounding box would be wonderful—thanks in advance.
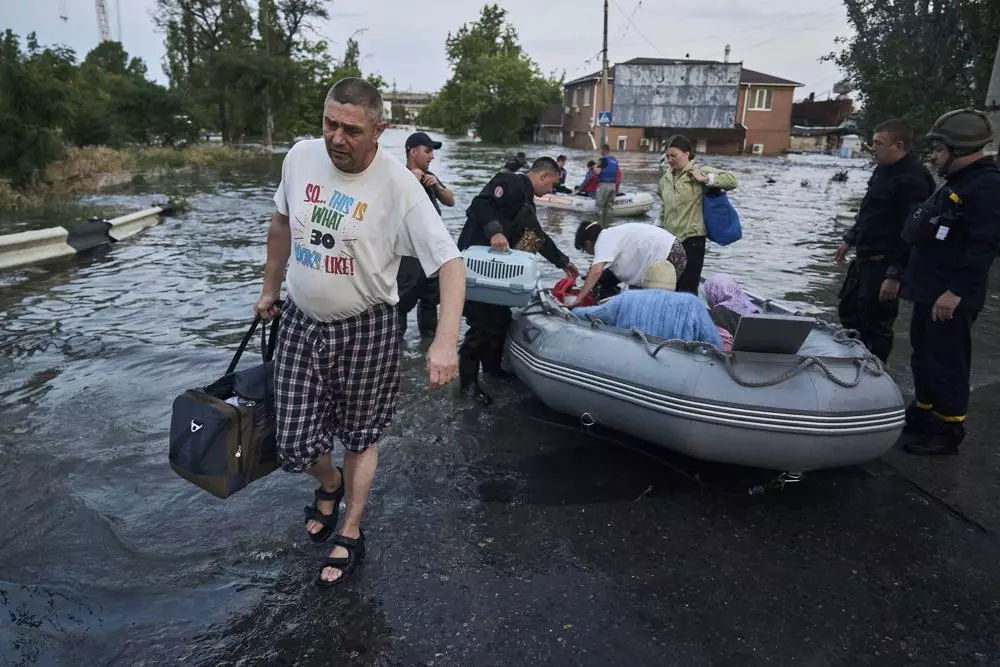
[1,130,999,665]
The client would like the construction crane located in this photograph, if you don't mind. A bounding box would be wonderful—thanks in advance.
[95,0,112,42]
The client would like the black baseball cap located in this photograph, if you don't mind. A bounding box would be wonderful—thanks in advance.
[405,131,442,151]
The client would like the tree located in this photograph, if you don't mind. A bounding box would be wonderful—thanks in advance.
[391,102,408,125]
[0,31,77,186]
[156,1,387,143]
[827,0,1000,136]
[422,4,561,143]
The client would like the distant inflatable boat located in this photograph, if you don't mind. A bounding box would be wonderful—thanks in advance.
[505,290,905,473]
[535,192,655,218]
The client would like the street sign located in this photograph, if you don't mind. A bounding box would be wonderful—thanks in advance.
[598,111,612,126]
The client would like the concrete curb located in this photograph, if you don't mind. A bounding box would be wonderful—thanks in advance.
[0,205,173,271]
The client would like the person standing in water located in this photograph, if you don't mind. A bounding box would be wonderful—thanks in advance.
[396,131,457,337]
[658,135,738,294]
[594,144,619,227]
[254,78,465,587]
[457,157,579,405]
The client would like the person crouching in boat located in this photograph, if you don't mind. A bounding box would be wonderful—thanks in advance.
[702,272,760,353]
[573,160,599,197]
[570,261,724,349]
[457,157,580,405]
[703,273,759,334]
[572,221,688,303]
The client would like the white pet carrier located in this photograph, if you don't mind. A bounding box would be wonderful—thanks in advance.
[460,246,541,307]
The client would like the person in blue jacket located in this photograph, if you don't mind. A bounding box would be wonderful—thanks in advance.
[594,144,619,227]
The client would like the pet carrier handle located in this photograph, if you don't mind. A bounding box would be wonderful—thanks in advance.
[488,248,512,255]
[225,301,283,375]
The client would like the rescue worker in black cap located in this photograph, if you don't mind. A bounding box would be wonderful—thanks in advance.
[457,157,579,404]
[887,108,1000,455]
[397,132,456,337]
[834,118,936,363]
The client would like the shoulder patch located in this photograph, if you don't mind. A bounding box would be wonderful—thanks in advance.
[494,185,504,198]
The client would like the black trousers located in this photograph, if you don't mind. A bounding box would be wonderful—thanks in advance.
[837,258,900,363]
[909,301,978,418]
[397,272,439,336]
[459,300,512,374]
[676,236,706,294]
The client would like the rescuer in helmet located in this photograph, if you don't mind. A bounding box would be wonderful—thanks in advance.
[885,108,1000,455]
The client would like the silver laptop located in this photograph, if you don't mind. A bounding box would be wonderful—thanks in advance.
[732,314,816,355]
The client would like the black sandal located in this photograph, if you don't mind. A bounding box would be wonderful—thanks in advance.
[315,530,366,588]
[303,467,344,544]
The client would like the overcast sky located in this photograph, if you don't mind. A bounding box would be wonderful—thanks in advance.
[3,0,851,100]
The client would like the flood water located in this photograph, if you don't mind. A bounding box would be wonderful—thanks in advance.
[3,129,1000,665]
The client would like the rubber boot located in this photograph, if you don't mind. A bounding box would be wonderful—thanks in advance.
[894,401,933,450]
[904,419,965,456]
[459,353,493,406]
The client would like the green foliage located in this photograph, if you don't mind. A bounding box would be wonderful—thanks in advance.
[0,31,76,187]
[391,102,409,125]
[155,1,387,143]
[422,4,562,144]
[828,0,1000,137]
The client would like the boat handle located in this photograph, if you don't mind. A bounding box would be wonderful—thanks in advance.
[579,412,596,427]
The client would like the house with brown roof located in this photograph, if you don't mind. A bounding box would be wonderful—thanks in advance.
[562,57,802,156]
[789,93,857,154]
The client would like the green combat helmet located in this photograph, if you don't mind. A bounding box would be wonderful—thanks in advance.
[924,108,994,154]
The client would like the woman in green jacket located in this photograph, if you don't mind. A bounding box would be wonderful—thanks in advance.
[657,135,738,293]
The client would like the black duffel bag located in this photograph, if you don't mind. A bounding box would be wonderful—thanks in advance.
[169,311,282,499]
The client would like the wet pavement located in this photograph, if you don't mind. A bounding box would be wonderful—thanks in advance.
[2,130,1000,666]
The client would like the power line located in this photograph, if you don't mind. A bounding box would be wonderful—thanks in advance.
[609,0,666,58]
[610,0,643,52]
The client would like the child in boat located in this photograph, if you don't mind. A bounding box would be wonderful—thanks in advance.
[574,161,599,197]
[702,273,759,336]
[571,261,724,349]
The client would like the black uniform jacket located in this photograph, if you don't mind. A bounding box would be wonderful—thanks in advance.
[457,171,569,270]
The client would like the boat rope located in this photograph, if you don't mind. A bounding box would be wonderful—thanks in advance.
[525,291,888,389]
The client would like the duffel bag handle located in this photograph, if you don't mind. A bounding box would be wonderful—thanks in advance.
[225,301,283,375]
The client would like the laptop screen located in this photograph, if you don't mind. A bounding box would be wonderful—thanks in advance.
[732,314,816,355]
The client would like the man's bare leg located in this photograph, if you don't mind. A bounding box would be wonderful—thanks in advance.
[319,446,378,583]
[304,452,342,536]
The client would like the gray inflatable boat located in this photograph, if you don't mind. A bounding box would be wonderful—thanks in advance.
[505,291,905,473]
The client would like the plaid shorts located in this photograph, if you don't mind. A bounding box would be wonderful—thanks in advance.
[273,298,400,473]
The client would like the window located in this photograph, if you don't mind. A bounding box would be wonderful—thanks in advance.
[583,87,591,107]
[696,138,707,154]
[749,88,773,111]
[573,88,580,107]
[617,135,628,152]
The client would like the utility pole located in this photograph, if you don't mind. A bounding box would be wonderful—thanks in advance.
[987,35,1000,156]
[262,0,274,150]
[599,0,609,148]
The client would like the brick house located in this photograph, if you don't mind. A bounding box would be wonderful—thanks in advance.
[562,58,801,156]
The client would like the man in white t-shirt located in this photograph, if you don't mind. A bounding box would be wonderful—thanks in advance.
[571,221,688,304]
[253,77,465,587]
